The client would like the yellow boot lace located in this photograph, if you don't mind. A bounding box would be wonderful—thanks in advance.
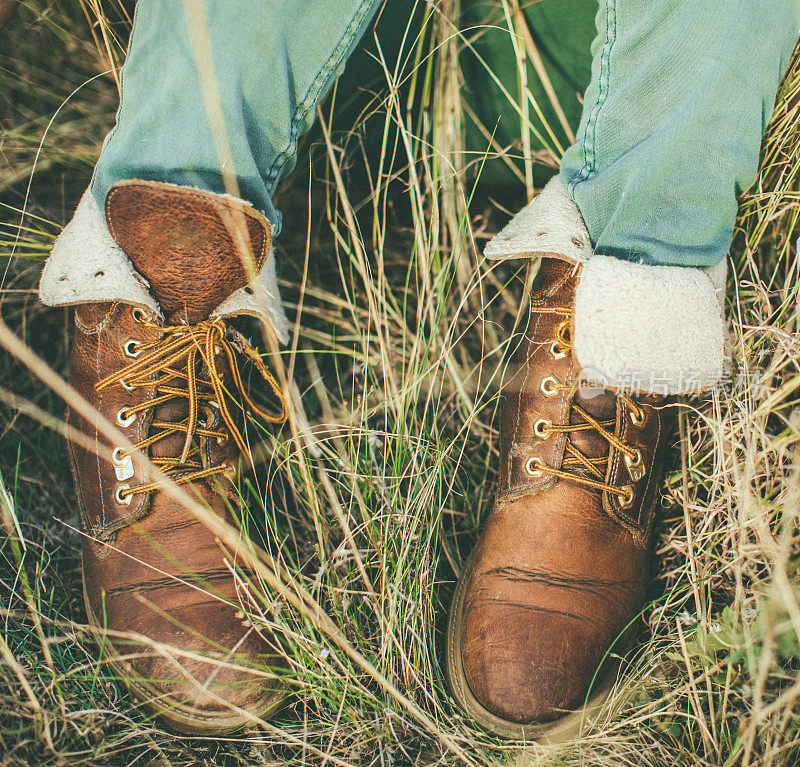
[527,306,646,508]
[96,315,287,503]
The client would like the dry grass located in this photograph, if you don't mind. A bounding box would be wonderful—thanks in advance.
[2,1,800,765]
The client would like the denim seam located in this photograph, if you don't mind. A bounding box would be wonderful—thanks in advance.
[264,0,380,194]
[89,0,143,204]
[567,0,617,192]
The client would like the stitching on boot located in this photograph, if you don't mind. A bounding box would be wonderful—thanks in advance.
[606,398,627,522]
[632,407,663,540]
[94,322,108,539]
[637,411,662,537]
[507,312,536,487]
[75,301,118,334]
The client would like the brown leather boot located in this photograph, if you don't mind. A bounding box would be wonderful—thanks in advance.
[446,257,676,740]
[67,181,288,734]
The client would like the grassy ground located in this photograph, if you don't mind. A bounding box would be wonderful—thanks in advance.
[2,1,800,765]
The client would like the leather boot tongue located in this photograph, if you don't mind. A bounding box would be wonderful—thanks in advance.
[105,180,272,323]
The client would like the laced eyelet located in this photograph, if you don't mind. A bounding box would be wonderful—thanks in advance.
[216,434,229,446]
[116,408,136,427]
[120,378,135,392]
[115,484,132,505]
[618,484,635,508]
[124,339,142,358]
[131,307,148,324]
[525,457,543,478]
[549,341,567,360]
[624,448,645,482]
[630,406,647,426]
[533,418,551,439]
[540,376,559,397]
[112,446,135,481]
[625,448,643,469]
[221,463,237,479]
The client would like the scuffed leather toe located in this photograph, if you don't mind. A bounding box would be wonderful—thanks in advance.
[461,598,611,723]
[454,484,651,729]
[117,600,285,715]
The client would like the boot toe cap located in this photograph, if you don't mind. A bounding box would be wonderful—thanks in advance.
[99,599,286,731]
[461,603,614,724]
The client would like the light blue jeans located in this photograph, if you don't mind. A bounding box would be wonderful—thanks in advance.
[560,0,800,266]
[91,0,800,267]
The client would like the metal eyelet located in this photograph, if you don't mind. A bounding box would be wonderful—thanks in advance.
[221,463,237,479]
[123,339,142,358]
[618,484,635,508]
[625,448,643,469]
[533,418,551,439]
[115,484,132,505]
[630,406,647,426]
[112,447,135,481]
[216,434,229,446]
[116,408,136,427]
[549,341,567,360]
[540,376,559,397]
[120,378,135,392]
[131,307,148,324]
[624,448,645,483]
[525,457,543,478]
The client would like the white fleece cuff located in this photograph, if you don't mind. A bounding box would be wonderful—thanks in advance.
[485,175,594,264]
[573,255,725,394]
[485,176,727,396]
[39,189,160,314]
[38,188,290,344]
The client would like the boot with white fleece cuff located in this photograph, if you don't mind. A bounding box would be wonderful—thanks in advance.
[445,176,727,740]
[39,180,290,734]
